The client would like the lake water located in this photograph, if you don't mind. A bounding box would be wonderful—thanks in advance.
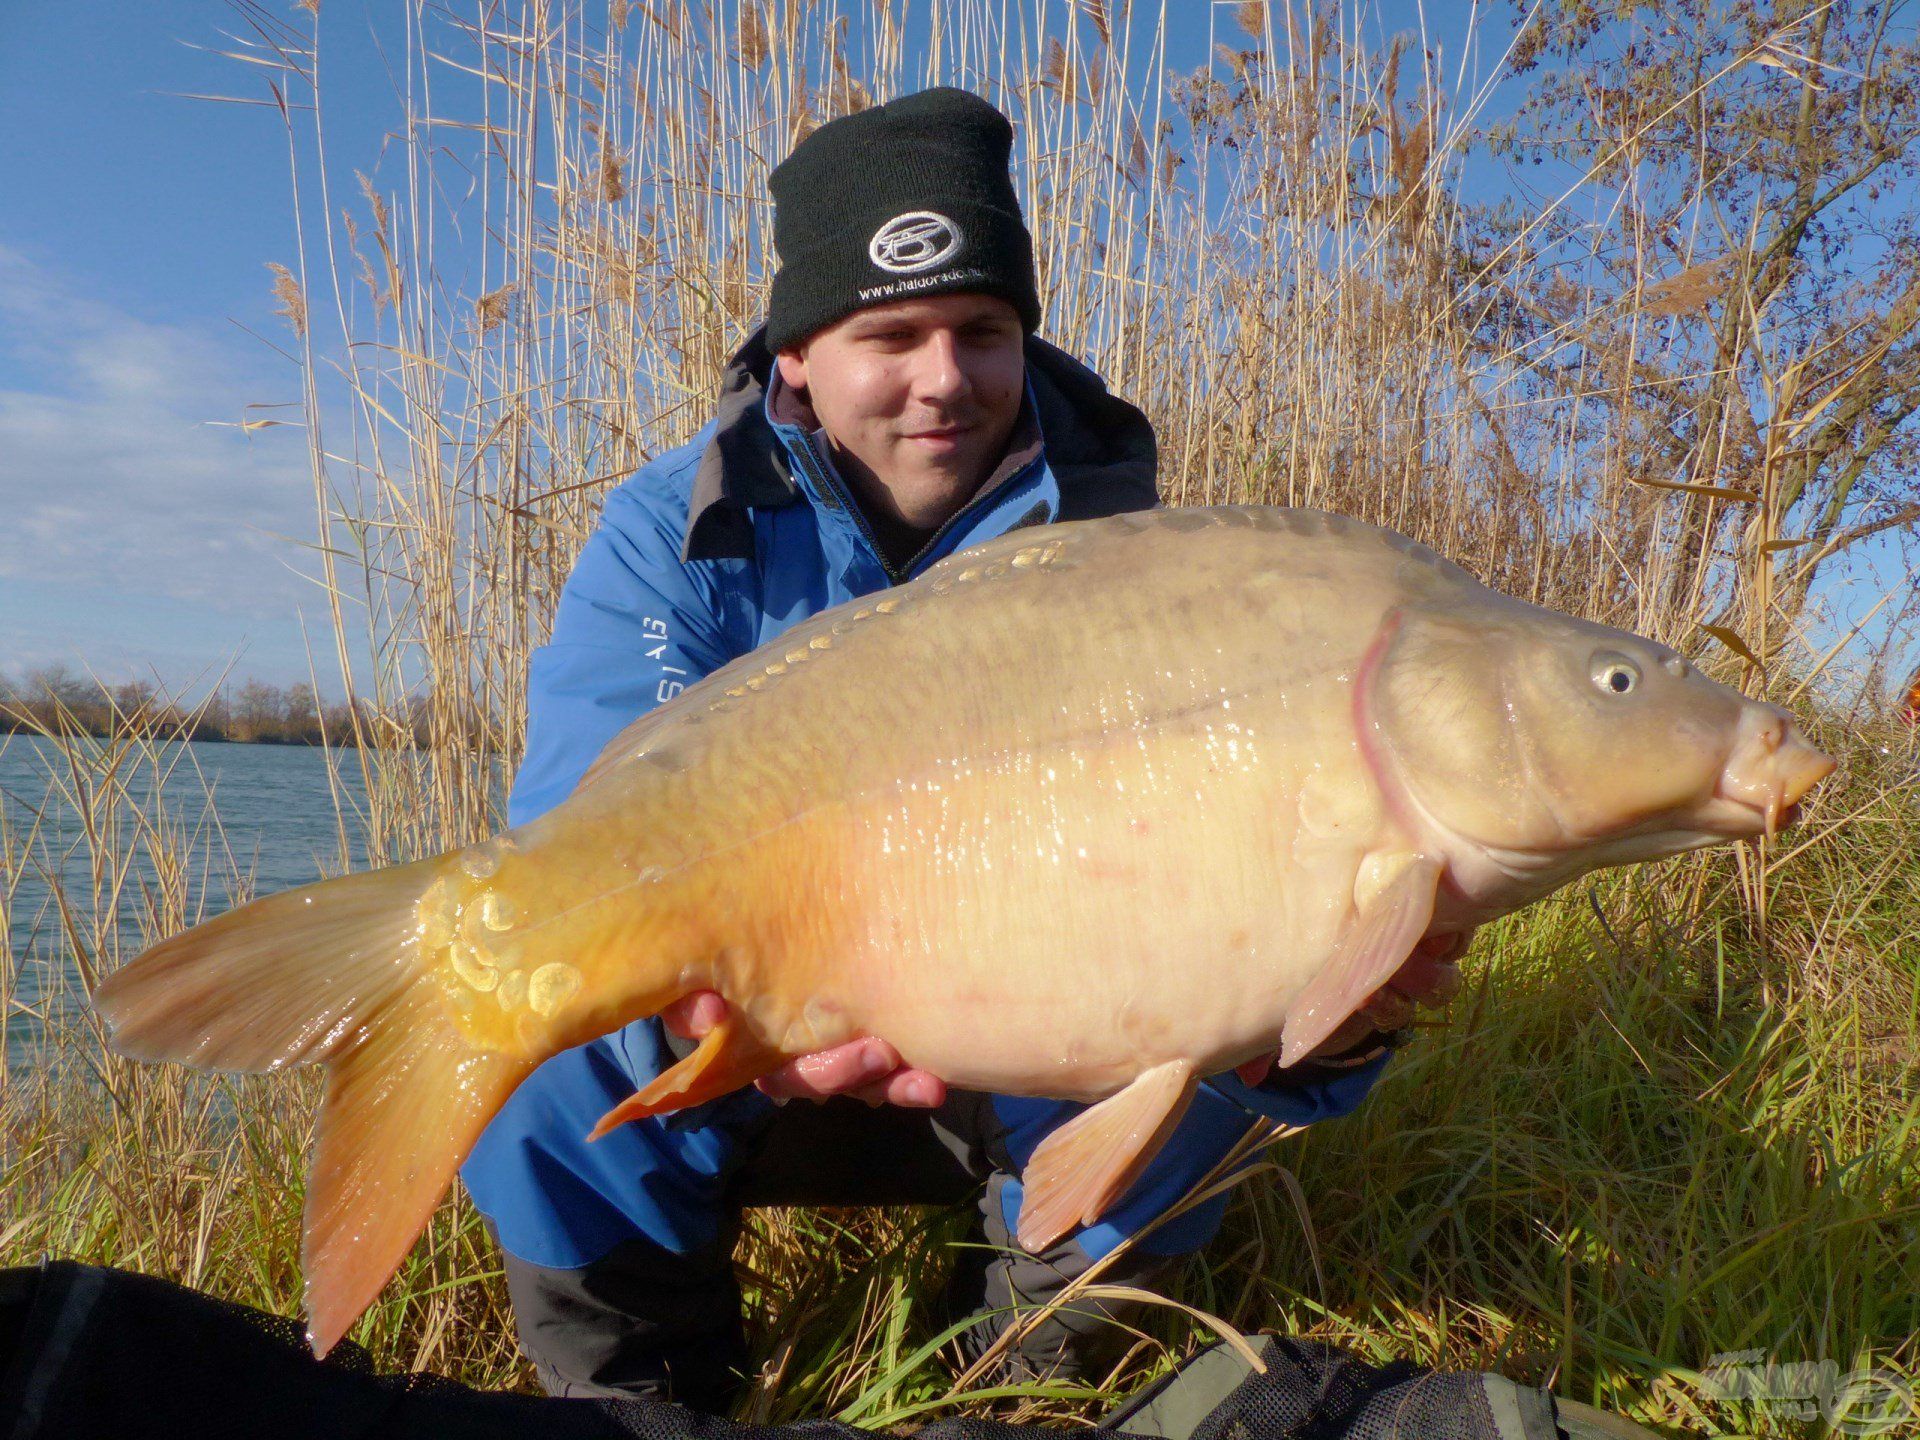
[1,736,371,1058]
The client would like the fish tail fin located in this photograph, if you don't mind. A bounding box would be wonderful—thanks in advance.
[92,855,535,1356]
[302,975,532,1356]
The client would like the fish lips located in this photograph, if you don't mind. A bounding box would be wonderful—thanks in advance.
[1708,719,1837,838]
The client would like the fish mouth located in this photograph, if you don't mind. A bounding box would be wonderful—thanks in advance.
[1707,711,1836,838]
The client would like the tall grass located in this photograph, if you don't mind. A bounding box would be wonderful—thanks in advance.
[4,0,1918,1433]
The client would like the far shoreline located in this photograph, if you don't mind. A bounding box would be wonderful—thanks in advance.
[0,720,363,747]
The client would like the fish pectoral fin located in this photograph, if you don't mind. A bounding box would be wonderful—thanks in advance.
[1015,1059,1198,1254]
[587,1015,784,1140]
[1279,851,1441,1068]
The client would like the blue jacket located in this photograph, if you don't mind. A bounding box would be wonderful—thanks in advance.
[462,330,1390,1268]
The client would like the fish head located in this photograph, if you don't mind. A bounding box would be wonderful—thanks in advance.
[1365,602,1836,885]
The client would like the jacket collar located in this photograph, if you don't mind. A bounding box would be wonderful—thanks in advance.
[681,325,1157,563]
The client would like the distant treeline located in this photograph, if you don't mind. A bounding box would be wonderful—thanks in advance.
[0,665,372,746]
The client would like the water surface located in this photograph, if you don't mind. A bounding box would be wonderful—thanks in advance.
[1,736,370,1059]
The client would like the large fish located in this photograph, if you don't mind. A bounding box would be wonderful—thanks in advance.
[93,507,1834,1353]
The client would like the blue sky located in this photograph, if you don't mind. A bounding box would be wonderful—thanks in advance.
[0,1,406,696]
[1,1,1910,701]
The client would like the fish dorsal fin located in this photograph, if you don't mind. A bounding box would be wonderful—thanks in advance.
[574,703,692,793]
[1016,1059,1197,1253]
[1278,851,1441,1067]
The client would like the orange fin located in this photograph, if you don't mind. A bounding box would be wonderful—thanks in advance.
[91,853,538,1356]
[588,1015,783,1140]
[1278,851,1440,1068]
[304,984,533,1356]
[92,856,448,1073]
[1016,1059,1197,1253]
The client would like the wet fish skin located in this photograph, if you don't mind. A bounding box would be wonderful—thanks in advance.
[90,505,1834,1355]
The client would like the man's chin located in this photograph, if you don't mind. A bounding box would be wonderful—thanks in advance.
[889,453,996,512]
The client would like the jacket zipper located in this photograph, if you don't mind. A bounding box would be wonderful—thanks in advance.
[898,458,1044,580]
[787,439,903,585]
[788,432,1044,586]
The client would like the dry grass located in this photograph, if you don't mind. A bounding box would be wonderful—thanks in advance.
[5,0,1919,1433]
[4,704,1916,1429]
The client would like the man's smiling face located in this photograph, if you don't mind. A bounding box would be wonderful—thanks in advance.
[774,293,1026,530]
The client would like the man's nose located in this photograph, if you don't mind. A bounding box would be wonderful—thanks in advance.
[909,331,970,405]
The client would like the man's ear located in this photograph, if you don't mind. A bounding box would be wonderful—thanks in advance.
[774,348,809,391]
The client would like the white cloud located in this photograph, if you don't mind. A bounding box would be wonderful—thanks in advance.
[0,245,326,682]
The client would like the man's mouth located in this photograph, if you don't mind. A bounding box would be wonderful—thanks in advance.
[903,423,972,444]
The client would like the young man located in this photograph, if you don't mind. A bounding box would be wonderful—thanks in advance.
[462,87,1399,1407]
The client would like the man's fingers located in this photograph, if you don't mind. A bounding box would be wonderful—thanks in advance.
[662,990,727,1039]
[1235,1051,1278,1086]
[1358,987,1416,1031]
[1412,929,1476,968]
[665,1007,943,1108]
[849,1070,947,1108]
[758,1037,903,1100]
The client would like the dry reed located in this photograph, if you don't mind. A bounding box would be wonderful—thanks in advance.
[4,0,1918,1430]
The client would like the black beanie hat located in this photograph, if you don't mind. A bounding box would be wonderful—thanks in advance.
[765,87,1042,353]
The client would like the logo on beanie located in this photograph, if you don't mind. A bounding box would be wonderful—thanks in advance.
[869,211,963,275]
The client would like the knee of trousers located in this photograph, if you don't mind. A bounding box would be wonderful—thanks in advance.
[461,1022,773,1269]
[498,1233,750,1405]
[954,1173,1183,1377]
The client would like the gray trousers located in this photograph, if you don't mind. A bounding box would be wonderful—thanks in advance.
[499,1090,1175,1407]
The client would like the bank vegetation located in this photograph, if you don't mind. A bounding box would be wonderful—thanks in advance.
[4,1,1918,1435]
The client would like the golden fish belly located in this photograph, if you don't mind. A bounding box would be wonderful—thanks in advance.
[444,509,1418,1079]
[690,698,1391,1103]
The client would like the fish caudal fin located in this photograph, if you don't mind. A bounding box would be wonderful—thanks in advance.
[588,1013,783,1140]
[1016,1059,1197,1253]
[93,857,450,1074]
[304,979,531,1355]
[92,856,534,1356]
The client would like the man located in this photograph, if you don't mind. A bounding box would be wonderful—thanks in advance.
[462,87,1400,1408]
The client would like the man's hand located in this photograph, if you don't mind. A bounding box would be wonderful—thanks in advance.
[1233,928,1474,1086]
[661,992,947,1108]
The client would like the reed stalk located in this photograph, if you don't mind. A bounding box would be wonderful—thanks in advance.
[4,1,1917,1430]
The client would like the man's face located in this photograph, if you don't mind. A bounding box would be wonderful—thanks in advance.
[775,293,1025,529]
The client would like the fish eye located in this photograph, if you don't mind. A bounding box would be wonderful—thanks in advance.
[1591,652,1641,696]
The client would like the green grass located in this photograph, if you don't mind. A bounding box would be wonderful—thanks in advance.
[4,0,1918,1421]
[4,716,1916,1436]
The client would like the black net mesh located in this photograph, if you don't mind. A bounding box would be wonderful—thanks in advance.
[0,1263,1554,1440]
[1181,1340,1505,1440]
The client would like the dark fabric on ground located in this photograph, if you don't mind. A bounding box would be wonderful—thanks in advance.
[503,1089,1177,1406]
[0,1262,1600,1440]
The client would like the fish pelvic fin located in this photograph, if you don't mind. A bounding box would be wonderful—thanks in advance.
[588,1012,785,1140]
[1016,1059,1197,1254]
[1278,850,1441,1068]
[91,854,535,1357]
